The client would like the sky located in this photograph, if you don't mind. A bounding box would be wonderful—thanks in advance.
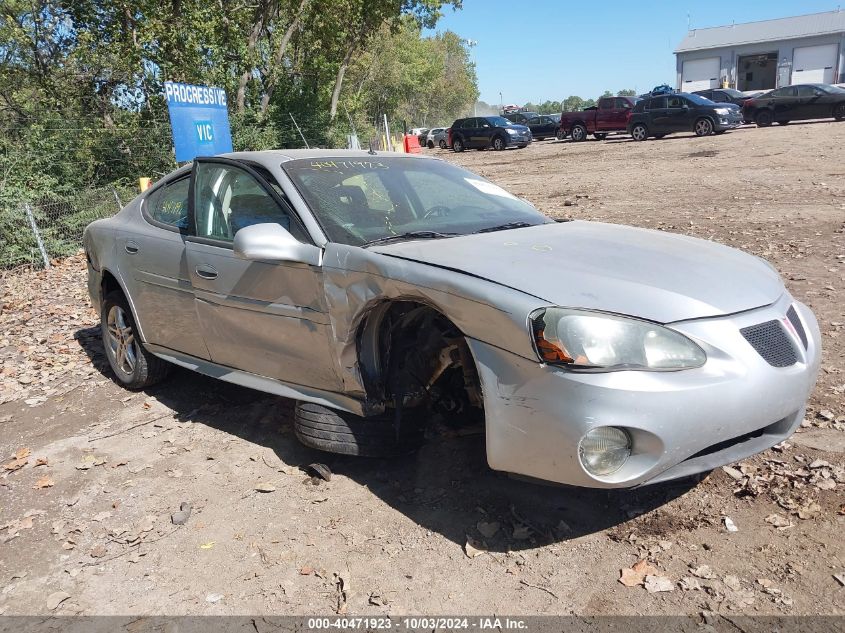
[425,1,839,106]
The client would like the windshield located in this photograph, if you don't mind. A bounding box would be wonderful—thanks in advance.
[486,116,513,126]
[282,157,550,246]
[820,84,845,94]
[685,93,716,106]
[722,89,744,98]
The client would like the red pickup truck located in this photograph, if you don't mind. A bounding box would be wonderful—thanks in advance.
[558,96,640,141]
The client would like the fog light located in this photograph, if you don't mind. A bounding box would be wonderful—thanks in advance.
[579,427,631,476]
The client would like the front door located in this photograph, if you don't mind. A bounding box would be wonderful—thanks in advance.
[185,158,342,391]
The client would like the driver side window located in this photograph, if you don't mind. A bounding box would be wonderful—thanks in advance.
[193,163,306,243]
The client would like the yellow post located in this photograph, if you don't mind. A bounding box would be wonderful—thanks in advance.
[139,177,152,192]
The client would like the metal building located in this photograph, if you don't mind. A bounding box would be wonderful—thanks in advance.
[675,10,845,92]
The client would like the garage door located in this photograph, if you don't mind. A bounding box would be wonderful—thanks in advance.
[792,44,838,84]
[681,57,720,92]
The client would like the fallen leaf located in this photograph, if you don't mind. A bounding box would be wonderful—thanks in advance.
[254,483,276,493]
[200,541,215,549]
[691,565,716,579]
[765,513,793,529]
[34,475,54,489]
[46,591,71,610]
[90,544,107,558]
[679,576,701,591]
[644,575,674,593]
[464,535,487,558]
[796,501,822,520]
[620,559,659,587]
[511,524,531,540]
[35,457,48,466]
[3,458,27,472]
[477,521,500,539]
[299,566,314,575]
[14,447,31,460]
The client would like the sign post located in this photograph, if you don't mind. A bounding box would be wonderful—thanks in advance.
[164,82,233,163]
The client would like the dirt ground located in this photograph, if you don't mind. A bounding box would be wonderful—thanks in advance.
[1,121,844,618]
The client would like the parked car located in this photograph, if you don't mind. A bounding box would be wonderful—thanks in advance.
[559,96,639,141]
[425,127,448,149]
[742,83,845,127]
[525,115,559,140]
[503,111,539,125]
[627,92,743,140]
[692,88,753,107]
[84,150,820,488]
[447,116,531,151]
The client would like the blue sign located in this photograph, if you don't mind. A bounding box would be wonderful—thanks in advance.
[164,82,233,162]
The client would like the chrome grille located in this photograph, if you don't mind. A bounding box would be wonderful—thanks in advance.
[786,305,808,349]
[740,320,797,367]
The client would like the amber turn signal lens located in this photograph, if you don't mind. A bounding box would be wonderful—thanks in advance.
[535,329,573,363]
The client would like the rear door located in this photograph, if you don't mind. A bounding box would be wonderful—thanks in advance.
[666,95,694,132]
[185,157,342,390]
[647,96,670,131]
[769,86,799,120]
[118,176,210,359]
[461,118,481,148]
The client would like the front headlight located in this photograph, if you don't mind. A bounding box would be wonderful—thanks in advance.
[531,308,706,371]
[715,108,731,115]
[506,128,519,135]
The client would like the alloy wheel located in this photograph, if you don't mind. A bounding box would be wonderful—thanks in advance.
[106,305,137,376]
[632,125,647,141]
[695,119,713,136]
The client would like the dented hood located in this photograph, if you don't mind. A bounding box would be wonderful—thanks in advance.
[371,221,784,323]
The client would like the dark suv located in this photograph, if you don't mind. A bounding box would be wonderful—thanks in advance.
[447,116,532,152]
[502,111,539,124]
[627,92,742,141]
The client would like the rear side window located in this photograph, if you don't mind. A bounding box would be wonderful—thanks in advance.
[145,178,190,229]
[667,96,686,108]
[599,99,614,110]
[648,97,667,110]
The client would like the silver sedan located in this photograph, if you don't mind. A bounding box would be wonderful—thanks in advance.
[83,150,820,488]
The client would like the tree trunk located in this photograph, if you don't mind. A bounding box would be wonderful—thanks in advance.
[329,46,355,121]
[236,0,272,113]
[259,0,309,116]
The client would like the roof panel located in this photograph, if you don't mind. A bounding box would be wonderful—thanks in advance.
[676,10,845,52]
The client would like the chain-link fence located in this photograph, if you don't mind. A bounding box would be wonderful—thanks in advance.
[0,185,136,270]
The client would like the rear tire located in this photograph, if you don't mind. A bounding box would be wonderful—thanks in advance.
[427,140,434,148]
[452,137,465,152]
[294,402,425,457]
[570,123,587,142]
[755,110,773,127]
[439,139,447,149]
[101,291,170,390]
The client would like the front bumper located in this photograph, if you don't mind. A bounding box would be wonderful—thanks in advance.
[505,134,532,146]
[469,294,820,488]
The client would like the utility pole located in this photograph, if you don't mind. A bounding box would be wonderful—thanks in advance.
[463,39,478,116]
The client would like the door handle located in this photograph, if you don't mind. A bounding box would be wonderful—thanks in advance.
[125,241,139,254]
[195,265,218,280]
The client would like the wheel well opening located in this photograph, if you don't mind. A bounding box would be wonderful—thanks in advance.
[357,301,483,423]
[101,270,122,302]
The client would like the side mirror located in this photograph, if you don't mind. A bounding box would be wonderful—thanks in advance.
[233,223,322,266]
